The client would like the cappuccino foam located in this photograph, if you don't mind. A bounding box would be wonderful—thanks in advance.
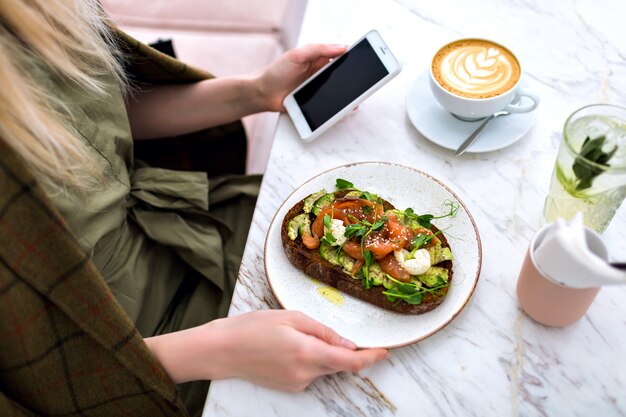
[432,39,521,99]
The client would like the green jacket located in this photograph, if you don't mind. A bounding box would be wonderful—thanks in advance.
[0,28,246,416]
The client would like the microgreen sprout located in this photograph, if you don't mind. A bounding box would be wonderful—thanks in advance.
[320,214,336,245]
[382,274,449,305]
[335,178,354,189]
[392,200,459,229]
[335,178,377,201]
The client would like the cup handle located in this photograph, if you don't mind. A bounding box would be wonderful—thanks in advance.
[504,87,540,114]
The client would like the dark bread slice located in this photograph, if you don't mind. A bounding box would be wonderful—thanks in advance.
[281,191,453,314]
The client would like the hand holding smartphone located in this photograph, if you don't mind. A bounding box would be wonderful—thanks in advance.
[283,30,401,142]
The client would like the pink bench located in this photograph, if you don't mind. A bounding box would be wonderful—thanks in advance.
[102,0,308,173]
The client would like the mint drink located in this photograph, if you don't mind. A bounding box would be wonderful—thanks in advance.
[543,106,626,233]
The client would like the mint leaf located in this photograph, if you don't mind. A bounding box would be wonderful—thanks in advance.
[573,136,617,191]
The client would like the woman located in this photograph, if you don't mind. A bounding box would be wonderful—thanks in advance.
[0,0,388,416]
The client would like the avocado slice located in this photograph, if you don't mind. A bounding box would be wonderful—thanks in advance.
[303,190,327,214]
[344,190,363,199]
[427,244,453,265]
[416,266,449,287]
[341,252,356,275]
[368,263,387,287]
[319,241,342,266]
[311,193,335,216]
[320,242,359,276]
[287,213,311,241]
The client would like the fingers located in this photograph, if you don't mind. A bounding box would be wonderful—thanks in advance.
[320,344,389,374]
[293,43,348,64]
[286,311,356,349]
[284,311,389,374]
[296,44,348,78]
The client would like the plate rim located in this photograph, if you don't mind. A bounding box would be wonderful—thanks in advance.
[263,161,483,348]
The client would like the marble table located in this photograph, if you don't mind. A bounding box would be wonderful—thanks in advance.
[204,0,626,415]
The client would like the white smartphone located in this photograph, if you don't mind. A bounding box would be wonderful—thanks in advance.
[283,30,401,142]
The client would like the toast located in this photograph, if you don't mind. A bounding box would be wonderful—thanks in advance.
[281,181,455,314]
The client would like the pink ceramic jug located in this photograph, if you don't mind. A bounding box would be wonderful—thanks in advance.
[516,224,607,327]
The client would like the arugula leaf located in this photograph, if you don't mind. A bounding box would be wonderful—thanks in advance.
[336,179,354,189]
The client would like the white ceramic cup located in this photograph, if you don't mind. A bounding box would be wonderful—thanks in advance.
[429,39,540,120]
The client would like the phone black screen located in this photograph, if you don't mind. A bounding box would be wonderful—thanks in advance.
[294,38,389,131]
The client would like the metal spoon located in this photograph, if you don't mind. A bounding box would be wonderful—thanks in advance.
[610,262,626,271]
[455,111,509,156]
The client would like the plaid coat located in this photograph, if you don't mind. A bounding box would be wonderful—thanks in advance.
[0,28,246,416]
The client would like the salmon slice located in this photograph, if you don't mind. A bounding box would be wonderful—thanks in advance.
[351,258,365,276]
[311,198,380,238]
[387,213,414,243]
[342,240,364,260]
[301,232,320,250]
[363,213,413,259]
[378,254,411,282]
[364,231,401,260]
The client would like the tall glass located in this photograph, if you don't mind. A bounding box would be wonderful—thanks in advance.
[543,104,626,233]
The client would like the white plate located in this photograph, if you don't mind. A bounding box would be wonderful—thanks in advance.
[264,162,482,348]
[406,71,536,153]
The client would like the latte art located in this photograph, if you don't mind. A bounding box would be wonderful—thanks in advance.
[432,39,521,99]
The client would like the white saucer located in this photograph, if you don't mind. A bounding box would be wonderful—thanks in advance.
[406,71,536,153]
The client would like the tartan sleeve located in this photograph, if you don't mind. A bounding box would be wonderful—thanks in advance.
[0,142,188,416]
[0,390,37,417]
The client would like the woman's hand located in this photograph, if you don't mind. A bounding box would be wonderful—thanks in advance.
[206,310,388,391]
[256,44,347,112]
[127,44,346,139]
[145,310,389,392]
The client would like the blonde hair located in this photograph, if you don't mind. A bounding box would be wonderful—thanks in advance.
[0,0,127,191]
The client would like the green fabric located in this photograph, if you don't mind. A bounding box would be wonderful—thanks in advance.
[29,39,260,416]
